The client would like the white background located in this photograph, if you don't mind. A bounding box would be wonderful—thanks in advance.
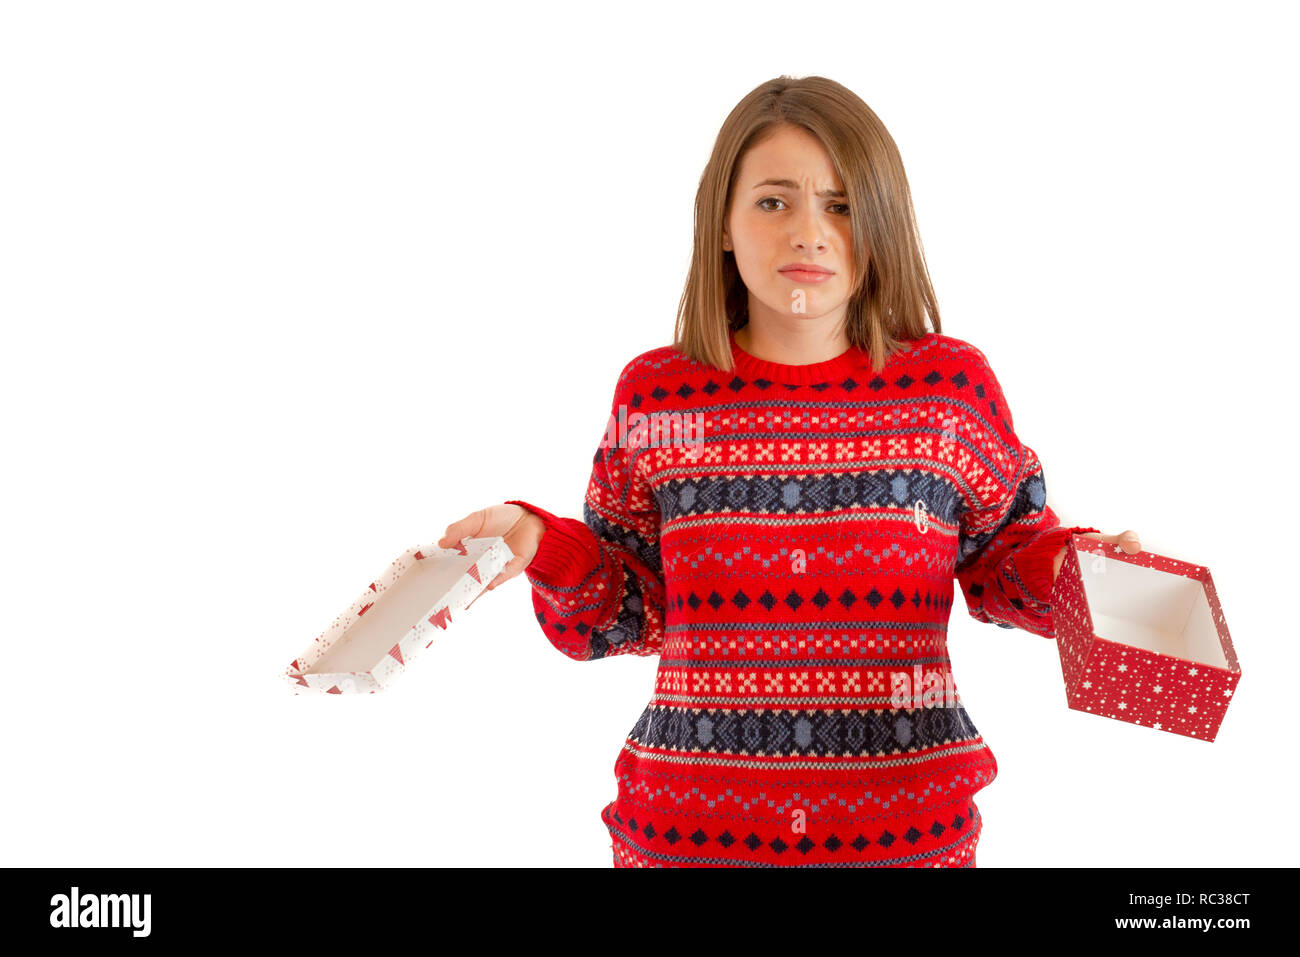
[2,0,1294,868]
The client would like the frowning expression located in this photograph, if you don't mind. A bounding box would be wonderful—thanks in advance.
[723,124,858,326]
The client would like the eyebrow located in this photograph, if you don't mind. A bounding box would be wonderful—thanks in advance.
[751,178,846,199]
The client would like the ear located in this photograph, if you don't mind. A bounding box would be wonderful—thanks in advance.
[722,227,732,252]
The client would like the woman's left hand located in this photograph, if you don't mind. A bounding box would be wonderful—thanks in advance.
[1052,530,1141,583]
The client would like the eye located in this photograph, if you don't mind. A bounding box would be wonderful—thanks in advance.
[757,197,851,215]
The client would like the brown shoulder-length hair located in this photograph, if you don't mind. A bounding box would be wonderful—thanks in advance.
[674,75,942,375]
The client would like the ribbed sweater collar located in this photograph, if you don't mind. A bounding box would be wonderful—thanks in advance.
[728,328,866,384]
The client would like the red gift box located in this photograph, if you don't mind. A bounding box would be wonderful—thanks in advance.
[1050,533,1241,741]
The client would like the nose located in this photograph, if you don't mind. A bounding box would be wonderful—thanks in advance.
[790,204,828,253]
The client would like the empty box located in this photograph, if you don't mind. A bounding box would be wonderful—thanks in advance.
[285,536,513,694]
[1050,533,1240,741]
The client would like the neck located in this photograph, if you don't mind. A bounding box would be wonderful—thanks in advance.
[735,316,851,365]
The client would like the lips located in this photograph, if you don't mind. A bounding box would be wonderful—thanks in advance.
[779,263,833,275]
[779,264,835,284]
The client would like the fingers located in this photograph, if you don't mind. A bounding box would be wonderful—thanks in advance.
[1106,529,1142,554]
[438,510,489,550]
[485,554,530,591]
[1075,529,1141,554]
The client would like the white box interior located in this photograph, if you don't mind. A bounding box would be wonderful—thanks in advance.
[1077,550,1227,669]
[305,549,483,675]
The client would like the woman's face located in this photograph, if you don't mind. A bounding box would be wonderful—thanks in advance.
[723,124,858,329]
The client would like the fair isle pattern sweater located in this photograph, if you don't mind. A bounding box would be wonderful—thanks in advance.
[506,329,1097,868]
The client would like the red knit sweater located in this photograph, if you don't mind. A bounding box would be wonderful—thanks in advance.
[507,329,1096,868]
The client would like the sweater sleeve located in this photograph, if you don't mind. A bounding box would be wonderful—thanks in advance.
[504,364,666,661]
[953,352,1098,639]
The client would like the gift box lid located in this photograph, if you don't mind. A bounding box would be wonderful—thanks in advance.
[284,536,513,694]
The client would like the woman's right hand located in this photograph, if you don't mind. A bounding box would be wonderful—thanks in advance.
[438,504,544,591]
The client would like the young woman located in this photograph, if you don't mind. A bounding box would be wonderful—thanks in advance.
[439,75,1140,868]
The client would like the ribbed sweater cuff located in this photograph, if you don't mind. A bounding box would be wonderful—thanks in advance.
[504,499,601,590]
[1018,525,1101,605]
